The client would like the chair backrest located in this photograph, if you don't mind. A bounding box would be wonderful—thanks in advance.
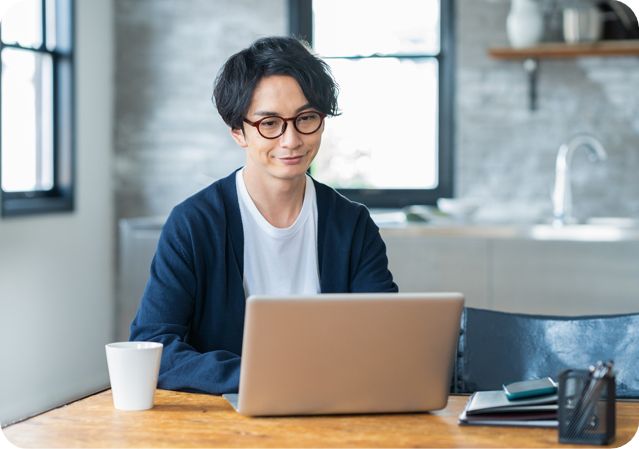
[451,308,639,399]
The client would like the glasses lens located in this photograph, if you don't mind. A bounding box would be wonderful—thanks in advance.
[258,117,285,138]
[295,112,322,134]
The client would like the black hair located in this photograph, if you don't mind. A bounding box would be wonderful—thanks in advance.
[213,36,340,130]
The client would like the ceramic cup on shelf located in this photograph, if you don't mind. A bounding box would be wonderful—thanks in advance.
[563,4,603,44]
[105,341,163,411]
[506,0,544,48]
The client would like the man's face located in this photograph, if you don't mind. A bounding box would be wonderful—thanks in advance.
[230,75,324,183]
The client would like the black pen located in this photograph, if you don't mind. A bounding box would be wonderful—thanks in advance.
[572,360,614,435]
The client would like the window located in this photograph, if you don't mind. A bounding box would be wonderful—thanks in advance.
[290,0,454,208]
[0,0,74,217]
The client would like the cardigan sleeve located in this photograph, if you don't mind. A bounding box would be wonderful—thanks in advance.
[315,179,399,294]
[349,209,399,293]
[129,220,241,395]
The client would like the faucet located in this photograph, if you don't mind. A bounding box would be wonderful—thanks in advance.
[552,134,607,227]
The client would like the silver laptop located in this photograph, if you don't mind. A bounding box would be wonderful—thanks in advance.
[223,292,464,416]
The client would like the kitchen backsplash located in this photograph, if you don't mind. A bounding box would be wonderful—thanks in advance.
[457,0,639,223]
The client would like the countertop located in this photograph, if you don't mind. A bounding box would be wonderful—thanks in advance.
[378,222,639,241]
[117,214,639,242]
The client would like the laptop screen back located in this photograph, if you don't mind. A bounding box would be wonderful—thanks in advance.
[237,292,464,416]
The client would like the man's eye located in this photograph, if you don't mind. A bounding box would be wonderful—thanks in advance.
[298,114,317,122]
[261,120,279,128]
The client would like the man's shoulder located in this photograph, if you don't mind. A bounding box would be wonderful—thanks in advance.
[312,178,370,219]
[165,169,240,232]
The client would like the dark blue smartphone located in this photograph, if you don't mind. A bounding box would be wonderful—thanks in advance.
[503,377,557,400]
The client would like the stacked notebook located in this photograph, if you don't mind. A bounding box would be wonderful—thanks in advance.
[458,390,558,428]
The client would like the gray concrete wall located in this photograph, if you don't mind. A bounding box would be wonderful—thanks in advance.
[114,0,287,220]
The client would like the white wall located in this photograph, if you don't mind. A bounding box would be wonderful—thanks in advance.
[0,0,114,426]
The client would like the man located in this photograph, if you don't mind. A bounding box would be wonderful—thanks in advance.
[130,36,398,395]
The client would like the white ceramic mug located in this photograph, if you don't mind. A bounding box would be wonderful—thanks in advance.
[105,341,163,410]
[563,7,602,44]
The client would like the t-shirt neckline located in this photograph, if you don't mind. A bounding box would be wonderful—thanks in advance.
[236,168,314,238]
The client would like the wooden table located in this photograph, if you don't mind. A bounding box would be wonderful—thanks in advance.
[3,389,638,448]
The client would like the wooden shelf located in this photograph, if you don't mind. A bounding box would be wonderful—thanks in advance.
[488,40,639,110]
[489,40,639,59]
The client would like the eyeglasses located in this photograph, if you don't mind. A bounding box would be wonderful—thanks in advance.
[243,111,327,139]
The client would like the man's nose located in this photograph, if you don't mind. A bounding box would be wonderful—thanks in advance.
[279,121,303,148]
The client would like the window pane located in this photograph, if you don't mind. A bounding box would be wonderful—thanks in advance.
[0,0,43,48]
[1,48,54,192]
[312,58,439,190]
[313,0,440,57]
[45,0,57,51]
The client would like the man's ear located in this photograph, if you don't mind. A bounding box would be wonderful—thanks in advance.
[230,127,248,148]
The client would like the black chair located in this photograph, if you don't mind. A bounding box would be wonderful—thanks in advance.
[451,307,639,399]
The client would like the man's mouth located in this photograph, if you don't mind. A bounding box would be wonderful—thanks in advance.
[280,155,305,164]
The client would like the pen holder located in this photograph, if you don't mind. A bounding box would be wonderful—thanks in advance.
[558,369,615,445]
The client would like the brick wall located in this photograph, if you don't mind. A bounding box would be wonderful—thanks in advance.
[114,0,639,224]
[114,0,287,220]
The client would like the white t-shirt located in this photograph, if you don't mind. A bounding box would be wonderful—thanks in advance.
[236,169,320,297]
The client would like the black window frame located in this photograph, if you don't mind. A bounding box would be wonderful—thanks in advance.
[0,0,75,218]
[290,0,455,208]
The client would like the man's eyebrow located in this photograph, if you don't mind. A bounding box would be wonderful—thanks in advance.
[295,103,313,113]
[253,103,314,117]
[253,110,278,117]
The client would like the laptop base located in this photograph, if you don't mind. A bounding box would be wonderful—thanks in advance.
[222,393,239,411]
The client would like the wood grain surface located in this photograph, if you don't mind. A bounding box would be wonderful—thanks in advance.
[488,40,639,59]
[3,389,638,448]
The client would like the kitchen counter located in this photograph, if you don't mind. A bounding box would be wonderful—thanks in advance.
[117,215,639,320]
[378,222,639,242]
[378,220,639,316]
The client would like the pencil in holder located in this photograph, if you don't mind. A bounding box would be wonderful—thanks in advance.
[558,368,615,445]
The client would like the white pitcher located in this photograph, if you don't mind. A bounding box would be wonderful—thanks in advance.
[506,0,544,48]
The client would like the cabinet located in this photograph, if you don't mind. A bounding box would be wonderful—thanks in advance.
[383,236,490,309]
[490,239,639,315]
[117,218,639,342]
[118,217,165,341]
[382,230,639,316]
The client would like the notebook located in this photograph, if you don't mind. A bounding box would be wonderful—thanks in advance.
[458,390,559,428]
[223,292,465,416]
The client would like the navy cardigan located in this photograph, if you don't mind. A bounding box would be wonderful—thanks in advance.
[130,170,398,394]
